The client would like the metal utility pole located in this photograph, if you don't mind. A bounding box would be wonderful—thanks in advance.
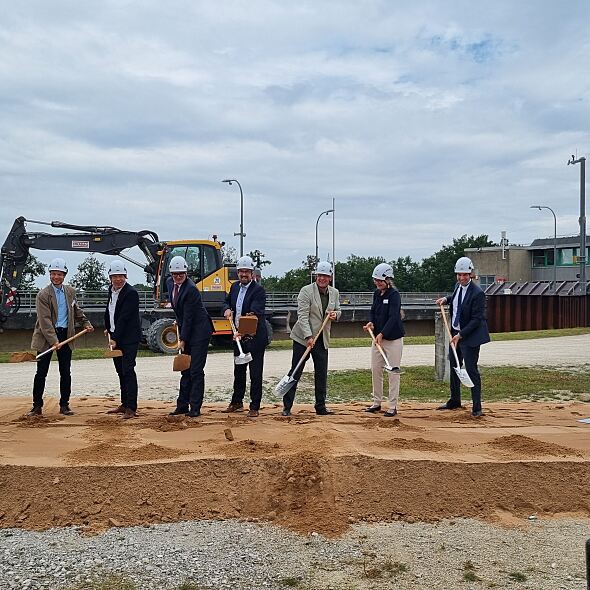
[332,197,336,289]
[222,179,245,256]
[568,155,586,294]
[530,205,557,291]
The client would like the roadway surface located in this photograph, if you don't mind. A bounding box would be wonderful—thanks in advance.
[3,334,589,400]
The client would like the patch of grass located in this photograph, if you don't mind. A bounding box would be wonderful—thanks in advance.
[309,365,590,405]
[508,571,528,582]
[64,575,137,590]
[383,560,409,575]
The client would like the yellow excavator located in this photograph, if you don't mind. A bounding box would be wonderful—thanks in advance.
[0,216,263,352]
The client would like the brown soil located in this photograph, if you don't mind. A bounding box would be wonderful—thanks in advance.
[1,397,590,537]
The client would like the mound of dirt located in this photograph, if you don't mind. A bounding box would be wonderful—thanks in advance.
[64,442,189,465]
[487,435,581,458]
[376,437,451,452]
[14,415,65,428]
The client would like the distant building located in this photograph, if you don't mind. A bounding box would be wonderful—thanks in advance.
[465,234,590,291]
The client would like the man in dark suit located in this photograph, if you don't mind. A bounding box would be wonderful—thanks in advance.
[104,259,141,419]
[221,255,268,418]
[435,256,490,417]
[167,255,213,418]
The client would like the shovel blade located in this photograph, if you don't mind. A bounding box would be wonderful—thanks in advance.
[173,354,192,372]
[454,367,474,388]
[234,353,252,365]
[9,351,37,363]
[104,350,123,358]
[274,374,296,396]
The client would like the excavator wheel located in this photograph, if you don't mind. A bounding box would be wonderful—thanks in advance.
[147,318,178,354]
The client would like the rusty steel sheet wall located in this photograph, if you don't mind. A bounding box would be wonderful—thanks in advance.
[486,295,590,332]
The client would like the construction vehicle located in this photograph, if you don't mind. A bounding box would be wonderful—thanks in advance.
[0,216,267,352]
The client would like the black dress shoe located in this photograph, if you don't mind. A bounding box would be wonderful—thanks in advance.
[59,405,74,416]
[27,406,42,417]
[365,405,381,413]
[187,409,201,418]
[281,409,291,416]
[316,408,334,416]
[383,408,398,417]
[168,408,189,416]
[471,410,484,418]
[437,403,461,410]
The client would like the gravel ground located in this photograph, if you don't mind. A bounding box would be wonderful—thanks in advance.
[0,518,588,590]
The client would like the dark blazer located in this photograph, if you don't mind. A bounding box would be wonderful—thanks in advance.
[369,287,405,341]
[445,281,490,347]
[104,282,141,346]
[167,277,213,344]
[221,280,268,352]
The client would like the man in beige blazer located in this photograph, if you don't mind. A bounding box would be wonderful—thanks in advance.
[30,258,94,416]
[282,261,341,416]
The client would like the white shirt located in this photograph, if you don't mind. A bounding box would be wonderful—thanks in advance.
[452,281,470,330]
[108,286,122,332]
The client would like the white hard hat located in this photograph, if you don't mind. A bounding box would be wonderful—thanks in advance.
[48,257,68,274]
[236,255,255,271]
[315,261,333,276]
[454,257,474,273]
[372,263,394,280]
[108,259,127,276]
[169,255,188,273]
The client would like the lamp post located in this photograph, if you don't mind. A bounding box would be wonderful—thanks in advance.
[222,179,245,256]
[530,205,557,291]
[567,155,587,295]
[315,208,334,263]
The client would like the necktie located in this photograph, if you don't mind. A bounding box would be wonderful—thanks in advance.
[453,287,463,329]
[173,284,180,305]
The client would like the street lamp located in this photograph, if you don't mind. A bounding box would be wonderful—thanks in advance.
[530,205,557,291]
[315,208,334,265]
[567,155,587,295]
[222,179,245,256]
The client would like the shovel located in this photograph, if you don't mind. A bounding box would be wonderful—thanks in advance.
[10,328,91,363]
[438,303,474,388]
[104,332,123,358]
[367,327,402,373]
[172,324,191,372]
[229,316,252,365]
[275,313,332,396]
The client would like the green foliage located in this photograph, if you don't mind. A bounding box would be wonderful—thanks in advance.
[263,267,312,292]
[417,234,495,292]
[248,249,271,267]
[21,253,47,289]
[132,283,152,292]
[335,254,387,291]
[70,255,109,292]
[391,256,422,291]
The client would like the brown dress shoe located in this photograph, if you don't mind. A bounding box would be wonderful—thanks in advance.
[221,403,244,413]
[122,409,137,419]
[247,409,259,418]
[107,405,126,414]
[27,406,42,417]
[59,405,74,416]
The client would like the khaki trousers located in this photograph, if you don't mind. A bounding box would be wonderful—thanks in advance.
[371,338,403,408]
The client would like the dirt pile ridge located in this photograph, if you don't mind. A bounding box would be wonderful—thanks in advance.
[1,397,590,537]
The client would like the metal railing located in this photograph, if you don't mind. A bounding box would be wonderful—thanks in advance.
[15,290,443,312]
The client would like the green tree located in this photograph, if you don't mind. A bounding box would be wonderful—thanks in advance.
[334,254,387,291]
[391,256,421,292]
[221,245,238,264]
[21,254,47,290]
[417,234,495,292]
[70,256,109,293]
[247,249,271,268]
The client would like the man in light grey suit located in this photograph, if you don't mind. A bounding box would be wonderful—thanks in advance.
[282,261,341,416]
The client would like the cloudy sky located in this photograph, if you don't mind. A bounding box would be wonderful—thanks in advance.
[1,1,588,285]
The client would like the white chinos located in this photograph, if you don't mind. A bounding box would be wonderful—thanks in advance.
[371,338,403,408]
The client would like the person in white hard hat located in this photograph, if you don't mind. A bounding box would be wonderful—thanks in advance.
[103,259,141,419]
[221,255,268,417]
[29,258,94,416]
[167,255,213,418]
[435,256,490,417]
[363,262,405,417]
[283,261,341,416]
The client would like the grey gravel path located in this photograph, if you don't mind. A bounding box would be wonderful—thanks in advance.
[3,335,589,400]
[0,518,588,589]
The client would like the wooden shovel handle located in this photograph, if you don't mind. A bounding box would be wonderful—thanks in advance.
[439,303,461,366]
[290,313,332,376]
[37,328,90,359]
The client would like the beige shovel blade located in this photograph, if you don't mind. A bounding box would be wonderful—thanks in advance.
[104,349,123,358]
[173,353,191,372]
[9,351,37,363]
[454,366,474,388]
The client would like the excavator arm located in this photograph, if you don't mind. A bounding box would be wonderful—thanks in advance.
[0,216,162,322]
